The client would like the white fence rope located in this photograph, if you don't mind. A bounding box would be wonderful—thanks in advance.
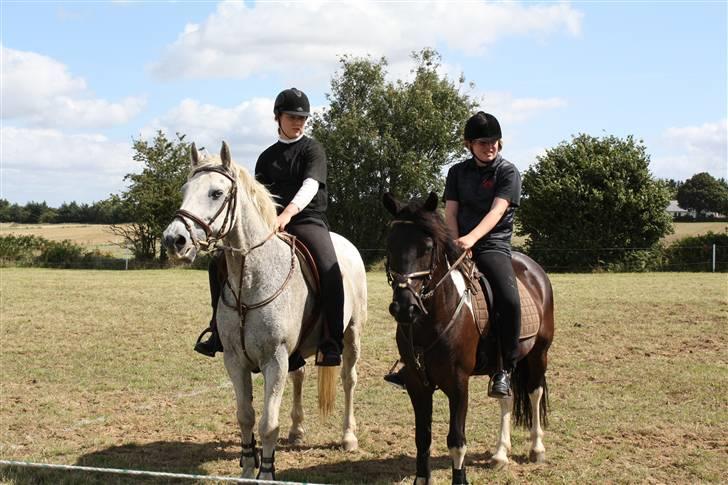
[0,460,327,484]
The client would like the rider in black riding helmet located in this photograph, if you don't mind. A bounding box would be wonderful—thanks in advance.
[385,111,521,398]
[194,88,345,368]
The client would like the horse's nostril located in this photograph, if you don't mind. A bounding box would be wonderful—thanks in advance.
[174,234,187,251]
[389,301,400,317]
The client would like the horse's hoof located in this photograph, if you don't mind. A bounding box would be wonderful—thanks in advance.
[288,431,305,446]
[342,433,358,452]
[490,457,509,471]
[529,450,546,464]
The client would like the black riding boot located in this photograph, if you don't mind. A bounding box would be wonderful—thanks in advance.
[489,368,513,398]
[383,360,407,390]
[194,253,225,357]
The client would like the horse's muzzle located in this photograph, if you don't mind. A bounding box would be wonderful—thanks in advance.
[162,223,197,262]
[389,300,422,323]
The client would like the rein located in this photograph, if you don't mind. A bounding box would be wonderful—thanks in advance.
[174,164,296,368]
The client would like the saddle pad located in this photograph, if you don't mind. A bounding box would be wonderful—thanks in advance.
[470,277,540,340]
[517,279,540,339]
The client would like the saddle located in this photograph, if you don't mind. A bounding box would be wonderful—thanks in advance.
[460,257,541,374]
[279,233,322,353]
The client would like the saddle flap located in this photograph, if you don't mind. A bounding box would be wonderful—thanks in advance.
[465,266,540,341]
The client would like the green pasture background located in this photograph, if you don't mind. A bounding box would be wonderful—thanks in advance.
[1,268,726,484]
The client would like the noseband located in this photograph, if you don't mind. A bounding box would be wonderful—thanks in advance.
[174,165,238,250]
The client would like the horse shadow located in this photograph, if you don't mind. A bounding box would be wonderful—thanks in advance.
[1,440,522,484]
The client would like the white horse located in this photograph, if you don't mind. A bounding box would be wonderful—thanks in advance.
[162,142,367,480]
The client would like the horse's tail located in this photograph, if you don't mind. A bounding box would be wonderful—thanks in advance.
[512,359,549,429]
[318,366,338,418]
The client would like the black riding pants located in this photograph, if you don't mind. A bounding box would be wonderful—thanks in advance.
[474,250,521,370]
[287,220,345,351]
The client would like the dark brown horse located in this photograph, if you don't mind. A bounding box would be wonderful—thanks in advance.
[383,192,554,484]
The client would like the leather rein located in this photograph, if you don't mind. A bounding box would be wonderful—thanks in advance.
[386,219,473,387]
[174,165,297,368]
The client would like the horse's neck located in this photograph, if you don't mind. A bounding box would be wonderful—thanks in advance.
[224,200,285,292]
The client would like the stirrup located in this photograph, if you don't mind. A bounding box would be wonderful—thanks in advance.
[194,327,222,357]
[488,371,512,398]
[383,360,406,390]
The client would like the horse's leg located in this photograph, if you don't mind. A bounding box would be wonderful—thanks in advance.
[257,345,289,480]
[288,366,305,446]
[528,385,546,463]
[407,386,434,484]
[491,395,514,470]
[446,373,469,485]
[340,322,361,451]
[223,353,257,479]
[527,348,548,463]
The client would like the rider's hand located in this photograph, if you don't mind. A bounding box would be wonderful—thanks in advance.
[276,204,299,232]
[456,234,477,251]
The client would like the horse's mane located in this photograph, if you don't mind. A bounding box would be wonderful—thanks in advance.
[189,153,278,230]
[394,197,463,264]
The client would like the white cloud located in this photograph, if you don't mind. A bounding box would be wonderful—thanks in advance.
[476,91,567,124]
[1,45,146,128]
[150,0,583,81]
[651,119,728,180]
[1,126,135,204]
[141,97,276,171]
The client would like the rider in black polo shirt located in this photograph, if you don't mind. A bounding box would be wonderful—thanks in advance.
[384,111,521,398]
[445,111,521,397]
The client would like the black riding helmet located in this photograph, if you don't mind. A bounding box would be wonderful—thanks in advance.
[464,111,502,141]
[274,88,311,117]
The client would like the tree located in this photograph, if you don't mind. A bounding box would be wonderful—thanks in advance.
[658,178,683,199]
[518,134,673,270]
[677,172,728,216]
[110,131,189,262]
[310,49,475,262]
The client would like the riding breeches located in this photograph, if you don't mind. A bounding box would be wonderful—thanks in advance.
[286,220,345,350]
[474,250,521,370]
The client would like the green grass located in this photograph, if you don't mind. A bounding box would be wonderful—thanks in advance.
[1,269,726,484]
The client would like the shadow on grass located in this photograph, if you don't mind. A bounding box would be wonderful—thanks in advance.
[1,440,503,484]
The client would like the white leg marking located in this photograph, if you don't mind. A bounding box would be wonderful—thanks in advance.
[492,396,513,469]
[449,445,467,469]
[529,386,546,463]
[257,346,288,480]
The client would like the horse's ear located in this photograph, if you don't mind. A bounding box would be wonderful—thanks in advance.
[190,142,200,166]
[424,191,439,212]
[220,141,231,168]
[383,192,402,216]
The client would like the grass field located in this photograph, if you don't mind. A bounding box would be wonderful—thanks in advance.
[1,268,726,484]
[0,223,129,257]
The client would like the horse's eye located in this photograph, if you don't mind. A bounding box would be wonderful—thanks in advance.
[211,189,224,200]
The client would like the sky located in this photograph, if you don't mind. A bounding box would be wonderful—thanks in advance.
[1,0,726,207]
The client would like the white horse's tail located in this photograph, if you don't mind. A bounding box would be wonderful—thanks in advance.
[318,366,338,418]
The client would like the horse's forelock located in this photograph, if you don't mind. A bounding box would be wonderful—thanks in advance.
[394,198,462,264]
[187,154,278,230]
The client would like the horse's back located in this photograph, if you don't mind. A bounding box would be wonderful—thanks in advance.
[512,251,554,340]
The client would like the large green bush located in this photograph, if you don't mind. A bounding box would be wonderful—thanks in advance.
[662,231,728,271]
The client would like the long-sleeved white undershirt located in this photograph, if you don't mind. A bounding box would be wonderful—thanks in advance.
[290,177,319,211]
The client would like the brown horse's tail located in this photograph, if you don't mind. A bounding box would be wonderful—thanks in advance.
[317,365,338,419]
[512,359,549,429]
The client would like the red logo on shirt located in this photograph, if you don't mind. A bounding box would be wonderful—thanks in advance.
[482,178,494,189]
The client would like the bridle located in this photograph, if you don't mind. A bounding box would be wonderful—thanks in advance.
[385,220,468,316]
[386,219,472,388]
[174,165,238,251]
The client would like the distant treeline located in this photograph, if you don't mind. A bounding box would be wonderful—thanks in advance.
[0,198,131,224]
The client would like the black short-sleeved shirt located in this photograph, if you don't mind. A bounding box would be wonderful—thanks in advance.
[255,136,328,226]
[444,154,521,254]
